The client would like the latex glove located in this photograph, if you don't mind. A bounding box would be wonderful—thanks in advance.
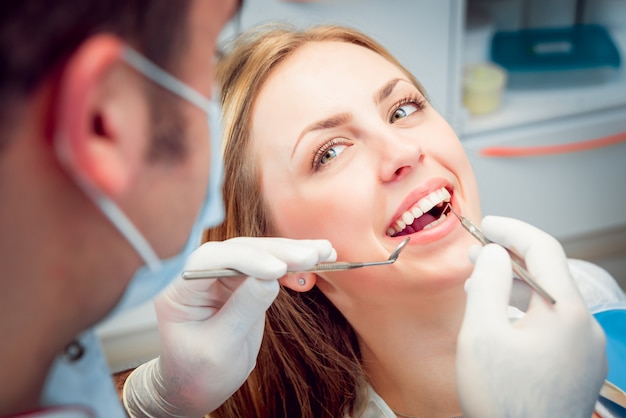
[456,216,607,418]
[123,237,336,417]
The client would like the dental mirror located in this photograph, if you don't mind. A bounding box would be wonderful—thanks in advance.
[182,237,411,280]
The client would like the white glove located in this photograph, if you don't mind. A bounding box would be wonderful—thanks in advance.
[456,216,607,418]
[123,237,336,417]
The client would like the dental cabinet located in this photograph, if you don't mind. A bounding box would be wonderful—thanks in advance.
[96,0,626,373]
[457,0,626,289]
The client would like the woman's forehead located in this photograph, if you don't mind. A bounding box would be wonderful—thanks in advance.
[258,41,406,109]
[282,41,398,79]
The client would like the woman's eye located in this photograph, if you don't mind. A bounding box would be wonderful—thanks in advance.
[320,144,347,165]
[313,141,349,172]
[390,103,419,123]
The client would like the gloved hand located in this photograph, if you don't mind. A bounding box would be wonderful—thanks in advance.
[456,216,607,418]
[123,237,336,417]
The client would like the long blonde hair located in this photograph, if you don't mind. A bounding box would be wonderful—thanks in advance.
[206,24,427,418]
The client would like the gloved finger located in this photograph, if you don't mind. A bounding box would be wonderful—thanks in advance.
[462,244,513,330]
[228,237,337,268]
[186,239,336,279]
[480,216,574,298]
[181,274,244,305]
[211,276,280,335]
[154,275,245,322]
[185,242,288,279]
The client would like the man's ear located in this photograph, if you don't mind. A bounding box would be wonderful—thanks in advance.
[53,34,147,197]
[279,272,317,292]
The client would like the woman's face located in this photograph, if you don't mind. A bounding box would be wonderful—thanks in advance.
[250,41,481,304]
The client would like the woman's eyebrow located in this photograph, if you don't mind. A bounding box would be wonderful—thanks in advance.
[374,78,402,105]
[291,112,352,159]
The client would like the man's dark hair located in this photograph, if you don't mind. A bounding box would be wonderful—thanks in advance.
[0,0,192,153]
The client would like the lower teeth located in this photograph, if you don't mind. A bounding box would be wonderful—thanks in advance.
[422,213,447,231]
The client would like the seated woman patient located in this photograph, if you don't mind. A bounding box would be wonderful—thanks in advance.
[206,24,624,418]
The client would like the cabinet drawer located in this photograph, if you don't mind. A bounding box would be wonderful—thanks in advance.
[463,107,626,240]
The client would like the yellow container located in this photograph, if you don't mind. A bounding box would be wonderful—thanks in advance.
[463,63,507,115]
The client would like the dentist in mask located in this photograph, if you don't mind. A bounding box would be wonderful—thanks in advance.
[0,1,335,417]
[0,1,613,418]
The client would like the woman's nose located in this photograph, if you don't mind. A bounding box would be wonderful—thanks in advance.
[375,130,424,183]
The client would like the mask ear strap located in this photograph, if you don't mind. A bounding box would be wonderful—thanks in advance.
[55,132,162,271]
[121,47,212,111]
[87,182,162,271]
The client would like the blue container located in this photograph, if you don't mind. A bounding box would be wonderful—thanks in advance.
[593,306,626,393]
[592,303,626,413]
[491,24,621,88]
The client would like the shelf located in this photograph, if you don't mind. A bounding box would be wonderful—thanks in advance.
[459,26,626,138]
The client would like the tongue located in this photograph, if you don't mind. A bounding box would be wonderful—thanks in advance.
[411,212,437,232]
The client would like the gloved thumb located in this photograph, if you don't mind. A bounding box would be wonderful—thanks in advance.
[211,276,280,333]
[463,243,513,330]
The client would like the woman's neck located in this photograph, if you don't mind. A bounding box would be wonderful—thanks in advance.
[351,284,467,417]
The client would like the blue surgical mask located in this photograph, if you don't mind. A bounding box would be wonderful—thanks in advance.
[56,46,225,317]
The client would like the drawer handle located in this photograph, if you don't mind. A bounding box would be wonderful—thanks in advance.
[479,131,626,157]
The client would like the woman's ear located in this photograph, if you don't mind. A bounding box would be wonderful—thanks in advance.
[53,34,147,197]
[279,272,317,292]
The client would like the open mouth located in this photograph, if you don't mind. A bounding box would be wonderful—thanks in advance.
[386,187,452,237]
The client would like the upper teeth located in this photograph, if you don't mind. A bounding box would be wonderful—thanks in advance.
[387,187,451,236]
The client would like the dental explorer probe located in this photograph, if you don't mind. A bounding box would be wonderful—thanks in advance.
[447,205,557,305]
[182,237,410,280]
